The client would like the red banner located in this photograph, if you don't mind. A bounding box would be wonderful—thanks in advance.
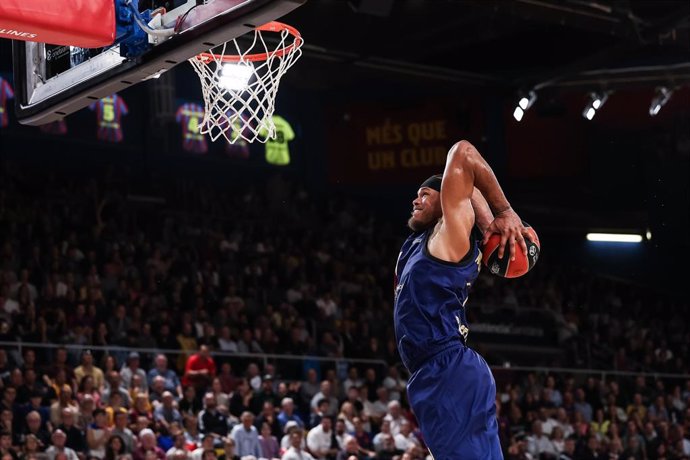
[327,99,483,185]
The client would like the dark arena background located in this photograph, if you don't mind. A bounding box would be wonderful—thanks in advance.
[0,1,689,459]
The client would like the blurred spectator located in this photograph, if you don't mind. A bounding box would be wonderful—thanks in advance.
[309,383,337,419]
[209,379,228,411]
[56,408,84,454]
[216,364,237,395]
[45,429,77,460]
[351,418,371,452]
[147,356,181,399]
[86,409,109,459]
[335,436,372,460]
[134,429,165,460]
[102,372,131,408]
[121,354,147,393]
[50,386,77,427]
[0,431,16,460]
[253,402,280,440]
[178,388,201,418]
[20,433,44,459]
[245,365,262,393]
[381,367,405,403]
[372,420,398,460]
[229,412,261,458]
[281,431,314,460]
[300,370,320,412]
[250,376,278,413]
[306,417,336,460]
[182,347,215,394]
[154,393,182,434]
[381,402,403,437]
[77,375,102,408]
[277,398,303,434]
[74,351,104,393]
[333,419,351,451]
[191,435,214,460]
[105,434,128,460]
[258,423,279,459]
[526,420,556,459]
[164,432,187,460]
[392,420,418,453]
[198,394,227,438]
[22,411,50,447]
[228,381,252,420]
[112,409,135,453]
[23,393,49,430]
[309,400,330,430]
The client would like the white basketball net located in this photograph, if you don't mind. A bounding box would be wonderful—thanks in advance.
[188,22,303,144]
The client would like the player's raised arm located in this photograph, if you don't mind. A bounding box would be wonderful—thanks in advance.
[443,140,530,260]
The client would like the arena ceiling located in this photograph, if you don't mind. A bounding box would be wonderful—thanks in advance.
[282,0,690,90]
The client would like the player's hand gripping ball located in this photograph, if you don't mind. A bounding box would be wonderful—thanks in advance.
[482,222,540,278]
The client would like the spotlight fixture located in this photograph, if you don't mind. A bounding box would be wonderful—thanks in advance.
[513,90,537,122]
[582,91,610,121]
[649,86,673,116]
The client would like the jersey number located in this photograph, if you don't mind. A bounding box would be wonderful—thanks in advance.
[103,103,115,122]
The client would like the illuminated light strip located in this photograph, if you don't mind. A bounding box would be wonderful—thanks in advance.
[586,233,643,243]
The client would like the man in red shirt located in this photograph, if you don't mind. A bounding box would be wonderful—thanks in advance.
[183,345,216,392]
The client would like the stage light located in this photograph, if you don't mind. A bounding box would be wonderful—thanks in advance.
[649,86,672,116]
[513,90,536,122]
[586,233,643,243]
[582,91,610,121]
[513,106,524,122]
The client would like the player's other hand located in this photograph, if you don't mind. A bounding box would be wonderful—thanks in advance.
[482,208,529,261]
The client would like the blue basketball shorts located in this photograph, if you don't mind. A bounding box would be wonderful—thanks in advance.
[407,344,503,460]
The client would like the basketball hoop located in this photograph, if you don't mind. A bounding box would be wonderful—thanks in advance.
[188,21,303,144]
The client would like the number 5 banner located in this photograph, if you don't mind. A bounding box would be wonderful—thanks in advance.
[89,94,128,142]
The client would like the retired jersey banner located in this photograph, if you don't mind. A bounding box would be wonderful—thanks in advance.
[89,94,128,143]
[327,99,482,185]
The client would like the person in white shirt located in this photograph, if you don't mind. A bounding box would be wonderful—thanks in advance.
[281,431,314,460]
[363,387,389,426]
[538,408,559,436]
[382,366,406,402]
[45,429,78,460]
[306,417,337,460]
[554,408,574,438]
[527,420,557,459]
[393,420,420,452]
[310,381,338,418]
[382,401,404,436]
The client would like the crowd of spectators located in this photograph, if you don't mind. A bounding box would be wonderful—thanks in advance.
[501,372,690,460]
[0,163,688,459]
[0,163,686,374]
[0,341,688,460]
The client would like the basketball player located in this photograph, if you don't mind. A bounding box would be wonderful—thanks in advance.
[394,140,530,459]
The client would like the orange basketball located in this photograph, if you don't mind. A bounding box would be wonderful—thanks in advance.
[482,222,540,278]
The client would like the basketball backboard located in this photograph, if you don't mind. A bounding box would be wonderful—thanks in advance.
[11,0,305,125]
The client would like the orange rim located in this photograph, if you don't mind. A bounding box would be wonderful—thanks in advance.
[195,21,302,64]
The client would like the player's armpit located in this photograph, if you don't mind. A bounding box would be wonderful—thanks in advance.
[471,187,494,234]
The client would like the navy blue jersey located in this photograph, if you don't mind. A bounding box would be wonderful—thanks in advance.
[394,228,482,372]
